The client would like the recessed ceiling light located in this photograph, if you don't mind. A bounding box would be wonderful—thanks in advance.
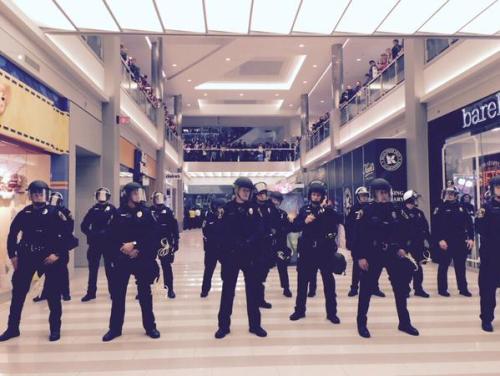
[320,100,325,103]
[303,80,308,84]
[203,93,208,96]
[239,93,244,96]
[17,54,23,60]
[187,104,192,107]
[225,57,231,61]
[187,79,192,82]
[172,63,177,67]
[274,93,279,97]
[313,64,317,68]
[299,44,305,48]
[356,58,362,62]
[288,103,293,107]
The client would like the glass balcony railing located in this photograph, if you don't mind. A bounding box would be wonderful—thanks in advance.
[425,38,459,63]
[120,61,157,123]
[166,126,181,151]
[340,53,405,126]
[307,120,330,151]
[184,146,300,162]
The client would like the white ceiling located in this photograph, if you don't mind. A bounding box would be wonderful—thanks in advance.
[8,0,500,36]
[122,35,392,118]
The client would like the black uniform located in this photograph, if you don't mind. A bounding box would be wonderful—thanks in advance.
[5,204,67,335]
[356,202,413,329]
[201,208,223,296]
[274,207,292,293]
[80,202,116,297]
[254,199,280,306]
[107,204,159,335]
[476,199,500,325]
[346,201,383,294]
[432,200,474,294]
[217,200,264,332]
[292,203,342,318]
[151,204,179,293]
[400,206,431,293]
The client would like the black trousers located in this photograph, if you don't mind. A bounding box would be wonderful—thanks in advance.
[308,267,318,294]
[276,259,290,290]
[295,253,337,316]
[8,258,63,332]
[108,261,157,333]
[40,254,69,298]
[217,258,261,330]
[437,246,468,293]
[159,254,174,291]
[409,249,425,292]
[357,254,412,327]
[85,244,113,296]
[479,253,500,323]
[351,256,360,291]
[201,251,218,294]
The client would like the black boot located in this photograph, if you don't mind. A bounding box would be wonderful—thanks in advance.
[398,323,420,336]
[81,293,96,302]
[249,326,267,337]
[482,321,494,332]
[414,289,430,298]
[259,301,272,309]
[372,289,386,298]
[357,325,371,338]
[438,290,450,297]
[307,290,316,298]
[33,295,46,303]
[62,294,71,301]
[348,288,358,297]
[102,330,122,342]
[289,311,306,321]
[200,290,209,298]
[146,328,161,339]
[0,328,20,342]
[49,331,61,342]
[459,290,472,297]
[283,288,292,298]
[167,290,176,299]
[214,327,230,339]
[327,314,340,324]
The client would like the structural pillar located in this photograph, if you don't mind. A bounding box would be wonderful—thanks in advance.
[299,93,309,169]
[404,38,430,218]
[331,43,343,154]
[101,35,121,206]
[174,94,184,227]
[152,37,166,195]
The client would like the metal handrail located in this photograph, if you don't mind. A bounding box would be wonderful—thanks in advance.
[340,53,405,126]
[183,146,300,161]
[307,121,330,151]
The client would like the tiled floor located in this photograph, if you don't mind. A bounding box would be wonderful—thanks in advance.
[1,229,499,375]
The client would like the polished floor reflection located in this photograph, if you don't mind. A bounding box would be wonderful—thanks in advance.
[0,229,499,376]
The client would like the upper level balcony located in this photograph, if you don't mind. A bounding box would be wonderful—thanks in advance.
[183,145,300,162]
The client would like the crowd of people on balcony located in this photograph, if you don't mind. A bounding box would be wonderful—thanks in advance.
[120,44,179,137]
[184,138,300,162]
[308,112,330,148]
[340,39,404,107]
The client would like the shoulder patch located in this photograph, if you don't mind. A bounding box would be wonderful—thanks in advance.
[249,207,253,215]
[476,208,486,219]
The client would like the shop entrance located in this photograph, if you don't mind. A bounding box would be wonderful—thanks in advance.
[442,127,500,266]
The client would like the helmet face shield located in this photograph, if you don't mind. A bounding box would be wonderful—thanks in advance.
[29,188,49,203]
[96,187,111,203]
[49,192,63,207]
[152,192,165,205]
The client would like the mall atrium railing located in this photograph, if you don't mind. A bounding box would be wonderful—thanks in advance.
[340,53,405,126]
[184,147,300,162]
[307,120,330,151]
[120,61,157,123]
[166,126,181,151]
[425,38,459,63]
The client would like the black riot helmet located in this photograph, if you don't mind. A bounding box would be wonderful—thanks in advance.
[369,178,392,202]
[442,185,459,201]
[269,191,283,202]
[210,197,226,211]
[49,191,64,207]
[95,187,111,203]
[254,182,268,195]
[233,177,254,202]
[121,182,145,204]
[151,191,166,206]
[308,180,327,202]
[490,175,500,198]
[27,180,50,203]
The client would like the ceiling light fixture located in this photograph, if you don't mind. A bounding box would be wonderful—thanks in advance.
[299,43,305,48]
[313,64,318,68]
[303,80,308,84]
[187,79,192,82]
[275,93,280,97]
[356,58,362,62]
[239,93,244,96]
[172,63,177,67]
[225,57,231,61]
[203,93,208,96]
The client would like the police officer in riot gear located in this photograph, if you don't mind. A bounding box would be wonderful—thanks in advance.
[81,187,116,302]
[201,197,226,298]
[102,182,160,342]
[356,178,419,338]
[0,180,68,342]
[253,182,278,309]
[346,186,385,298]
[215,177,267,339]
[433,186,474,297]
[476,176,500,332]
[401,190,431,298]
[289,180,341,324]
[269,191,293,298]
[150,191,179,299]
[33,191,76,303]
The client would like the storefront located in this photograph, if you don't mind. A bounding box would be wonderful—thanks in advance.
[428,91,500,265]
[305,138,407,216]
[0,54,70,292]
